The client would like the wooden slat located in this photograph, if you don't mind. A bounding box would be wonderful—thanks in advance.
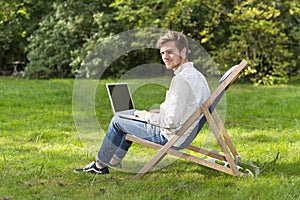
[212,109,239,158]
[133,108,204,179]
[187,145,226,161]
[126,134,242,177]
[126,134,226,161]
[202,106,240,175]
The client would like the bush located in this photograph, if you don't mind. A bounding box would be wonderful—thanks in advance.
[26,0,101,78]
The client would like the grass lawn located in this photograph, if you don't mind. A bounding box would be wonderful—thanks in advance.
[0,77,299,200]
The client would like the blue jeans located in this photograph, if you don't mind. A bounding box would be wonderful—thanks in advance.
[97,115,168,167]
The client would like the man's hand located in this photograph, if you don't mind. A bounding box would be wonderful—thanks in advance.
[134,110,149,121]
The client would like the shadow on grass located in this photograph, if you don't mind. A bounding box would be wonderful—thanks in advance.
[118,152,299,180]
[114,159,231,179]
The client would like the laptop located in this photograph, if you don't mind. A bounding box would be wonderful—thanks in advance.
[106,82,146,122]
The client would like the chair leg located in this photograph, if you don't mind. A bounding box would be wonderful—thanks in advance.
[133,133,182,179]
[134,109,203,179]
[202,107,240,176]
[133,153,167,179]
[187,145,226,161]
[212,109,239,160]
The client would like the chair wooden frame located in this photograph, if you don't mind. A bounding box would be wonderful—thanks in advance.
[126,59,248,179]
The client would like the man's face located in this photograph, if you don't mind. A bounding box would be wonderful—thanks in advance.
[160,41,186,70]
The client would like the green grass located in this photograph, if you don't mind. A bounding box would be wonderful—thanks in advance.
[0,77,299,200]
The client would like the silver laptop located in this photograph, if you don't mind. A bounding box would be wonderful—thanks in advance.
[106,82,146,122]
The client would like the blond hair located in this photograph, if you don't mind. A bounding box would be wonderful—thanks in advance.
[156,31,189,53]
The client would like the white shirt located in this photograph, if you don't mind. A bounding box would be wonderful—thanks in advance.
[147,62,210,147]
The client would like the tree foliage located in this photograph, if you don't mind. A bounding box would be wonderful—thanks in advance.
[26,0,105,78]
[0,0,299,84]
[219,0,295,84]
[0,0,54,72]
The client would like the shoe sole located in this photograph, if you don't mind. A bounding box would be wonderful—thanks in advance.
[74,168,109,174]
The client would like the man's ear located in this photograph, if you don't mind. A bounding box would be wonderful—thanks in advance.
[180,47,187,59]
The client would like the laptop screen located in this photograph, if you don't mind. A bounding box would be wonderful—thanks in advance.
[107,83,134,113]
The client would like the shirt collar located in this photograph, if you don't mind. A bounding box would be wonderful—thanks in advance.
[174,62,193,75]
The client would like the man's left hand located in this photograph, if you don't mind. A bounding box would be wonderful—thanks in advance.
[134,110,149,121]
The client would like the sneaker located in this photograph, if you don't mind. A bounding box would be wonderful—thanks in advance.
[74,161,109,174]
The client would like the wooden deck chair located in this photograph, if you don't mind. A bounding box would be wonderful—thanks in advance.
[126,59,256,179]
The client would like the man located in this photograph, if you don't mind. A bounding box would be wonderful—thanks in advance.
[75,31,210,174]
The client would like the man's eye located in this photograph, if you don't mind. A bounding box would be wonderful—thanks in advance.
[160,51,173,55]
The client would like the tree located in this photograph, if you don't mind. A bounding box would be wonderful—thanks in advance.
[0,0,29,72]
[26,0,106,78]
[1,0,298,82]
[216,0,296,85]
[0,0,55,73]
